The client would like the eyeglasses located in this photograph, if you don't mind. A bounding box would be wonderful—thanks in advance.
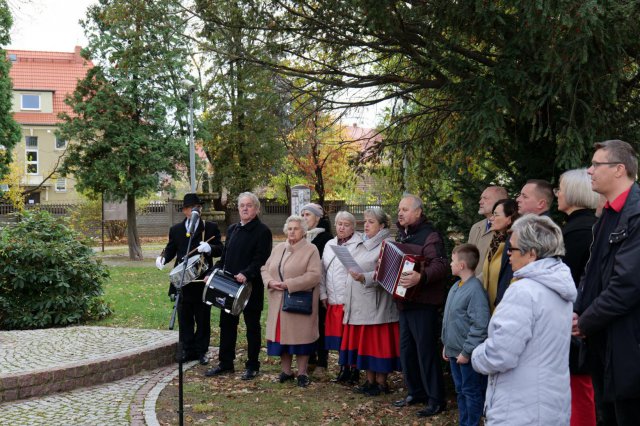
[590,161,621,168]
[507,247,523,255]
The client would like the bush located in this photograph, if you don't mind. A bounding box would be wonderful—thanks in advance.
[0,210,111,329]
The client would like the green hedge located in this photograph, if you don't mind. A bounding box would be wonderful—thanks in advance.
[0,210,111,329]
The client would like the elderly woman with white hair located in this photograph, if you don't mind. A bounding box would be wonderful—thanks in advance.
[320,210,362,383]
[261,215,322,388]
[472,214,577,425]
[555,168,600,426]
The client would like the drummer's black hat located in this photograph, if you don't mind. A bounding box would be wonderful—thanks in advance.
[182,193,201,208]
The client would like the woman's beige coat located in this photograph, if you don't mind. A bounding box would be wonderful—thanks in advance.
[261,238,322,345]
[342,229,399,325]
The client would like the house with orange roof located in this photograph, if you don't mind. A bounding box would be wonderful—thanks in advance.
[7,46,92,204]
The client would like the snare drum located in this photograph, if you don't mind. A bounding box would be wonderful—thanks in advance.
[169,254,209,288]
[202,269,252,316]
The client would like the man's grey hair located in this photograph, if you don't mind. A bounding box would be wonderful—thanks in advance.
[486,186,508,199]
[511,214,565,258]
[283,215,307,234]
[237,192,261,213]
[594,139,638,180]
[402,194,423,211]
[335,211,356,227]
[560,169,600,209]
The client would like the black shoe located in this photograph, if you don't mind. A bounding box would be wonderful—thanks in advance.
[241,369,259,380]
[278,372,295,383]
[297,374,311,388]
[199,355,209,365]
[393,395,427,408]
[364,383,381,396]
[332,366,351,383]
[353,381,372,394]
[204,366,234,377]
[348,368,360,385]
[417,403,446,417]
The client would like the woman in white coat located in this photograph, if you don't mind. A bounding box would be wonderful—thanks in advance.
[320,211,361,382]
[340,208,400,396]
[472,214,577,425]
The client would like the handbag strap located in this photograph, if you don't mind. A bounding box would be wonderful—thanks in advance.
[277,247,286,282]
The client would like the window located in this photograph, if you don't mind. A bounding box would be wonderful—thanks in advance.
[25,136,38,175]
[55,138,67,150]
[21,94,41,110]
[26,136,38,148]
[55,177,67,192]
[26,151,38,174]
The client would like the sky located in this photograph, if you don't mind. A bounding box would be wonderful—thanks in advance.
[7,0,96,51]
[5,0,384,127]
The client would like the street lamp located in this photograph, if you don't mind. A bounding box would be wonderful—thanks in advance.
[183,80,197,193]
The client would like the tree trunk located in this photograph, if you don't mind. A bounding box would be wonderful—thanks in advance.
[127,194,143,260]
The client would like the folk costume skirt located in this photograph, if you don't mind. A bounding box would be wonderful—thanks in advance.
[267,311,316,356]
[338,322,401,373]
[324,303,345,351]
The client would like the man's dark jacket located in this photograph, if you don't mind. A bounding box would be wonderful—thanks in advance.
[163,218,223,302]
[395,216,449,309]
[214,217,272,311]
[575,183,640,400]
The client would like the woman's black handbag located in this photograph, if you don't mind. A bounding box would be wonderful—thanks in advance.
[278,248,313,315]
[282,289,313,315]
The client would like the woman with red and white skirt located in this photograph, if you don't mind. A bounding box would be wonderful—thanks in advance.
[340,208,401,395]
[320,211,361,383]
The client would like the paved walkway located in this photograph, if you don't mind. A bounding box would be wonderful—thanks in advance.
[0,326,185,425]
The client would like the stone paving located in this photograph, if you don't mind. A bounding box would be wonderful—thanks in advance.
[0,371,154,425]
[0,327,176,375]
[0,326,184,425]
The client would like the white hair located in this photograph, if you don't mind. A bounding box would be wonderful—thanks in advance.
[334,211,356,227]
[283,215,307,234]
[560,169,600,209]
[237,192,261,213]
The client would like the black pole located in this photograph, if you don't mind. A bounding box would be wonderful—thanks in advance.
[168,213,199,426]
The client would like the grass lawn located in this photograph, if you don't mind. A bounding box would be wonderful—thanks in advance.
[89,253,460,425]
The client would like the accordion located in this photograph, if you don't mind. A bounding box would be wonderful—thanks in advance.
[373,240,425,300]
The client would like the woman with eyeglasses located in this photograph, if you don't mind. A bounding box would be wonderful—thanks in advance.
[556,169,600,426]
[481,199,519,313]
[472,214,576,425]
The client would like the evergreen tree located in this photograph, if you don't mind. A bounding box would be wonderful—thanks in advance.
[58,0,191,260]
[0,0,22,181]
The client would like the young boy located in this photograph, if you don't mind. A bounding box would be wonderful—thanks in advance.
[442,244,490,426]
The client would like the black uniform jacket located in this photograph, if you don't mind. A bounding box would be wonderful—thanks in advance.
[213,216,272,311]
[163,218,223,302]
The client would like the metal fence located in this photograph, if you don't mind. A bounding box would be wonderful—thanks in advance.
[0,200,398,237]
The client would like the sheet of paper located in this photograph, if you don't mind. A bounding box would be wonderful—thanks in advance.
[332,245,364,274]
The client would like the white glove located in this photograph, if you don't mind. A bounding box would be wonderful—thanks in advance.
[155,256,165,270]
[197,241,211,254]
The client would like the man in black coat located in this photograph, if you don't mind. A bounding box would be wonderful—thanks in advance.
[574,140,640,425]
[204,192,272,380]
[156,193,223,365]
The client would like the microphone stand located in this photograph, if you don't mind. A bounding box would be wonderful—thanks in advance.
[168,211,200,426]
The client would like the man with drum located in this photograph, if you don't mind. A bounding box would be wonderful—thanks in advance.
[204,192,272,381]
[156,193,223,365]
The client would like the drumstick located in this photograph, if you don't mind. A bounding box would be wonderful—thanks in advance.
[186,235,217,257]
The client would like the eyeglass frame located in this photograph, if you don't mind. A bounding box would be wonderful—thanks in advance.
[590,161,621,168]
[507,246,524,255]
